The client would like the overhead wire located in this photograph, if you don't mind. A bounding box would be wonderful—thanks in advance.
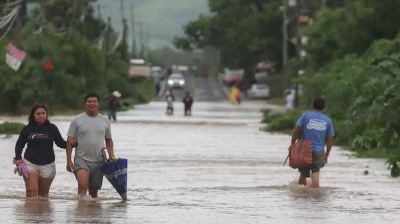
[0,0,21,42]
[1,0,20,16]
[0,6,19,29]
[2,0,22,8]
[0,6,18,42]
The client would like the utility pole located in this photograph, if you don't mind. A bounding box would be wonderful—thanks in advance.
[322,0,327,8]
[282,0,288,67]
[122,18,128,45]
[282,0,288,88]
[81,0,90,22]
[104,17,111,86]
[122,18,128,60]
[294,0,301,108]
[130,5,136,57]
[293,0,310,108]
[104,17,111,54]
[139,22,144,59]
[119,0,128,60]
[145,26,150,61]
[295,1,301,58]
[39,0,46,31]
[14,0,27,47]
[119,0,125,24]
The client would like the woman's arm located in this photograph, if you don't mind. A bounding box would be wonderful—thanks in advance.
[53,125,67,149]
[15,126,28,160]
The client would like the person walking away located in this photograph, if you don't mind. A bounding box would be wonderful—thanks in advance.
[165,90,175,115]
[235,88,243,104]
[14,104,69,198]
[66,93,116,198]
[155,82,161,97]
[229,86,242,104]
[285,88,295,110]
[107,91,121,121]
[229,86,240,104]
[289,97,334,188]
[182,91,193,116]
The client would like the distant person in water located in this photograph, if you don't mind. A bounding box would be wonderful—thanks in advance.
[182,91,193,116]
[107,90,121,121]
[285,87,295,110]
[165,89,175,115]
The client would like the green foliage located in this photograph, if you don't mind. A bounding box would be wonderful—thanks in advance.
[281,1,400,176]
[0,122,25,135]
[175,0,283,71]
[387,148,400,177]
[0,0,153,114]
[303,0,400,70]
[263,109,302,133]
[129,80,156,104]
[294,31,400,176]
[350,129,383,151]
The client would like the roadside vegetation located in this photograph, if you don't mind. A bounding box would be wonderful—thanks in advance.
[177,0,400,176]
[0,0,153,115]
[270,1,400,177]
[0,122,25,136]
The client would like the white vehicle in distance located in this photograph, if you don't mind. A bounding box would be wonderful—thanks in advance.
[168,73,185,88]
[246,84,270,99]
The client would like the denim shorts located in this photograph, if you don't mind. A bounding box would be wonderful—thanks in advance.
[73,157,104,190]
[299,151,325,177]
[24,159,56,179]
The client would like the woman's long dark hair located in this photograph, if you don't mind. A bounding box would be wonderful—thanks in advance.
[28,104,50,126]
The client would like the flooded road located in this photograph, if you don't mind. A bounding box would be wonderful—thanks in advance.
[1,101,399,223]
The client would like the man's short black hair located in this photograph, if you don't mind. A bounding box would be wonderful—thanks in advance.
[313,97,325,110]
[84,92,100,103]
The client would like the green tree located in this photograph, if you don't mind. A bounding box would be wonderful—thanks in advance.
[0,0,153,113]
[303,0,400,70]
[174,0,283,71]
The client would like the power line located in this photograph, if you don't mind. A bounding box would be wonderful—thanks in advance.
[0,6,18,41]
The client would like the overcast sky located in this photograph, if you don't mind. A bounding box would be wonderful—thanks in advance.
[94,0,210,50]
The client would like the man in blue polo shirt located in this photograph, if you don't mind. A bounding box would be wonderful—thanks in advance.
[290,97,334,188]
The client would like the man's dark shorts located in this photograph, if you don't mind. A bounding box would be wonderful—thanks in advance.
[299,151,325,178]
[73,157,104,190]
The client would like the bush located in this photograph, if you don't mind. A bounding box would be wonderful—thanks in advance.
[0,122,25,135]
[262,109,302,133]
[387,148,400,177]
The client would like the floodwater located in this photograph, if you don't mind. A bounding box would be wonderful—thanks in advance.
[0,101,399,223]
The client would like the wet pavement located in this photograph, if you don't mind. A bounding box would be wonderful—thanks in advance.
[0,101,399,223]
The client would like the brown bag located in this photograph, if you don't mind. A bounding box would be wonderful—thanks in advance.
[288,140,312,168]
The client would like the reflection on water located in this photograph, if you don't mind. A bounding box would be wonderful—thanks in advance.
[1,102,400,223]
[75,199,103,216]
[68,199,110,223]
[288,185,332,201]
[9,197,128,224]
[17,199,54,223]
